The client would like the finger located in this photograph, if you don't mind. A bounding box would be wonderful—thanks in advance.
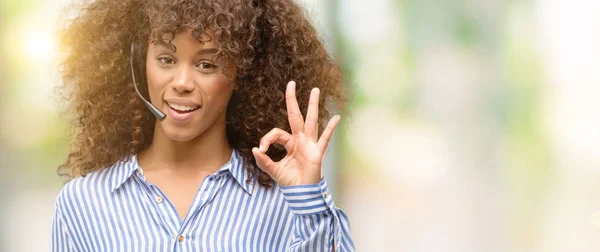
[252,147,278,177]
[259,128,292,153]
[285,81,304,134]
[317,115,341,152]
[304,88,320,141]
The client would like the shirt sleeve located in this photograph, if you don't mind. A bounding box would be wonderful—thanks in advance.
[279,178,355,252]
[51,201,78,252]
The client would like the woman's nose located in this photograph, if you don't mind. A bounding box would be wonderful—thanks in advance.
[172,65,195,93]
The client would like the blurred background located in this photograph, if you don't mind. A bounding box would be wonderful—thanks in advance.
[1,0,600,251]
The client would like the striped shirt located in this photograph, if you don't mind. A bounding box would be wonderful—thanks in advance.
[51,149,355,251]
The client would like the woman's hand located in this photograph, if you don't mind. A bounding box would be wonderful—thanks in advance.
[252,81,341,186]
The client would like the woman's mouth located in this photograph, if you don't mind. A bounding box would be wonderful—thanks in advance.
[167,102,200,113]
[164,101,201,122]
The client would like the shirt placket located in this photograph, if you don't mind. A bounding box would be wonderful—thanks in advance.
[134,167,232,251]
[177,172,230,247]
[133,169,182,246]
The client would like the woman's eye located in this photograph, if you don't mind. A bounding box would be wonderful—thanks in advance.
[196,62,219,73]
[157,57,174,65]
[198,62,216,69]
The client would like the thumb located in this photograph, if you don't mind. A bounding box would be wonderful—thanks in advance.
[252,147,277,178]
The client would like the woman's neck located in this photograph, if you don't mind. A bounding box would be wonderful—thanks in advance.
[138,120,233,175]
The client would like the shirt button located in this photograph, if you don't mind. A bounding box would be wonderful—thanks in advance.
[178,235,184,242]
[156,196,164,203]
[136,170,141,176]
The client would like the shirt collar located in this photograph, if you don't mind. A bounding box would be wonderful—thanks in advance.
[108,155,139,193]
[109,149,255,194]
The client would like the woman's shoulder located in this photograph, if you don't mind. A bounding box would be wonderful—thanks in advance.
[54,156,135,208]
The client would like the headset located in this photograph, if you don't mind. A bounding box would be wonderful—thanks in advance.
[129,43,167,121]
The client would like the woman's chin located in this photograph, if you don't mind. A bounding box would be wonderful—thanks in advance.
[167,134,196,142]
[162,126,200,142]
[156,115,225,143]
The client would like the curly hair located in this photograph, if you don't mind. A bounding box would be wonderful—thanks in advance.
[57,0,346,187]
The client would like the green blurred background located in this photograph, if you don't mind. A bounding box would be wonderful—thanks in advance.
[2,0,600,251]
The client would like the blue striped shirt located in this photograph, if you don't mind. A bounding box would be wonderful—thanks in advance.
[51,149,355,251]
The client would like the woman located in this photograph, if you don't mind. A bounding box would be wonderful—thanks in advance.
[52,0,354,251]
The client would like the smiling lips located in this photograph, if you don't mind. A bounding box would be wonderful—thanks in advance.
[164,99,201,113]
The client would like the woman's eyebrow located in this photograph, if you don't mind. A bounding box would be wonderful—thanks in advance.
[196,48,218,55]
[152,40,176,51]
[151,41,218,55]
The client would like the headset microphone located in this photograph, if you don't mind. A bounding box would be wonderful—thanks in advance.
[130,43,166,121]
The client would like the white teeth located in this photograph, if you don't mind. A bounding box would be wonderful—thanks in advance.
[168,103,199,111]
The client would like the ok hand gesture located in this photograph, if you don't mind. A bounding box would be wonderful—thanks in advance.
[252,81,341,186]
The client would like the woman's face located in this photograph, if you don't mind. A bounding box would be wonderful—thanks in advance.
[145,31,234,142]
